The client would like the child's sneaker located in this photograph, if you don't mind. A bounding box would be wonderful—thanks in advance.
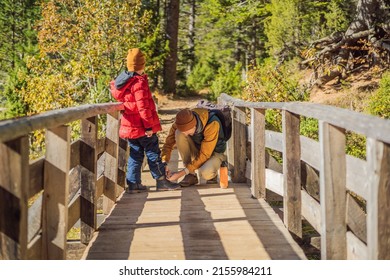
[126,183,148,194]
[156,178,180,191]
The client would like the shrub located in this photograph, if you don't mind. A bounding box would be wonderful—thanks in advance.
[210,63,243,99]
[368,71,390,119]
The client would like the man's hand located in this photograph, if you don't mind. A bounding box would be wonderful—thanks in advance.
[167,169,186,182]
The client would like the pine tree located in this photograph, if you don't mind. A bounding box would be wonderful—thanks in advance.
[0,0,39,70]
[0,0,40,118]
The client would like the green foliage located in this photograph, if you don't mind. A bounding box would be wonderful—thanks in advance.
[264,0,355,60]
[265,0,301,58]
[0,0,40,118]
[324,0,353,33]
[300,117,319,140]
[210,63,243,99]
[186,59,217,91]
[0,0,40,70]
[1,67,29,119]
[368,71,390,119]
[138,24,169,89]
[15,0,157,117]
[242,58,309,132]
[243,58,309,102]
[346,132,366,159]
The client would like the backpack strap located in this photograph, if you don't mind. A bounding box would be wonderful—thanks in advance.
[206,110,225,140]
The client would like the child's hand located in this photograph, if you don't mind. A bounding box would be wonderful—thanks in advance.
[145,130,153,137]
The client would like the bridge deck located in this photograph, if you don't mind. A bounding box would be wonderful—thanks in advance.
[82,182,307,260]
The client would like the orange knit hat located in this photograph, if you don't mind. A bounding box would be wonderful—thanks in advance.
[175,109,196,132]
[127,48,145,72]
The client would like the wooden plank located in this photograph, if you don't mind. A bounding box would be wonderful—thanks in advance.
[96,138,105,156]
[43,125,70,259]
[0,136,29,259]
[300,136,320,170]
[68,195,80,231]
[70,140,80,169]
[28,193,42,243]
[346,192,366,243]
[265,130,283,152]
[366,138,390,259]
[250,108,266,198]
[80,117,98,244]
[82,183,307,260]
[29,157,44,199]
[117,137,128,189]
[265,131,321,171]
[96,176,104,198]
[265,169,283,196]
[0,103,124,143]
[27,234,42,260]
[285,102,390,145]
[230,106,247,183]
[103,112,120,214]
[301,190,321,233]
[346,155,368,200]
[282,110,302,237]
[346,231,368,260]
[319,121,347,259]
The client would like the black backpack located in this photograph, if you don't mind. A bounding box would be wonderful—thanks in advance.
[196,100,232,141]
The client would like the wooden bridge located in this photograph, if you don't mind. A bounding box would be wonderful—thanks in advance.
[0,93,389,260]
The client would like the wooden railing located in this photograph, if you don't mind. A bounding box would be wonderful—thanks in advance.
[1,95,389,260]
[0,103,126,259]
[218,93,390,260]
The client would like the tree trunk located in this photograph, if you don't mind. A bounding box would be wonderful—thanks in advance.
[188,0,196,73]
[305,0,390,85]
[163,0,180,94]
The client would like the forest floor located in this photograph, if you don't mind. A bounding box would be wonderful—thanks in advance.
[307,68,381,112]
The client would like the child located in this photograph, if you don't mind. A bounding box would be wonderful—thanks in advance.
[110,48,179,193]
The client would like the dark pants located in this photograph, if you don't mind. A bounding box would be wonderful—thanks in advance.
[126,134,165,184]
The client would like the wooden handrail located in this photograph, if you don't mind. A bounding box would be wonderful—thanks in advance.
[0,102,126,260]
[219,93,390,260]
[0,102,124,143]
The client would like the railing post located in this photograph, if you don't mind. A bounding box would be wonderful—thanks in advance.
[117,137,128,190]
[282,110,302,238]
[80,117,97,244]
[103,111,120,214]
[230,106,247,183]
[319,121,346,259]
[43,125,70,259]
[250,108,266,198]
[0,136,29,260]
[366,138,390,259]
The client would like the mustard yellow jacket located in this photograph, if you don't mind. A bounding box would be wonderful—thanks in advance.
[161,108,221,173]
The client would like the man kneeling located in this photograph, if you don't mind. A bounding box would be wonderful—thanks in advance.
[162,108,227,186]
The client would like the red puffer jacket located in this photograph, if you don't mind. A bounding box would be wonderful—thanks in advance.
[110,74,161,139]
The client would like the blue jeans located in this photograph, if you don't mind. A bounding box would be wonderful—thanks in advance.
[126,134,165,184]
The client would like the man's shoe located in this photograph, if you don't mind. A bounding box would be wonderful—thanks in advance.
[156,178,181,191]
[180,173,198,187]
[206,175,218,184]
[126,183,148,194]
